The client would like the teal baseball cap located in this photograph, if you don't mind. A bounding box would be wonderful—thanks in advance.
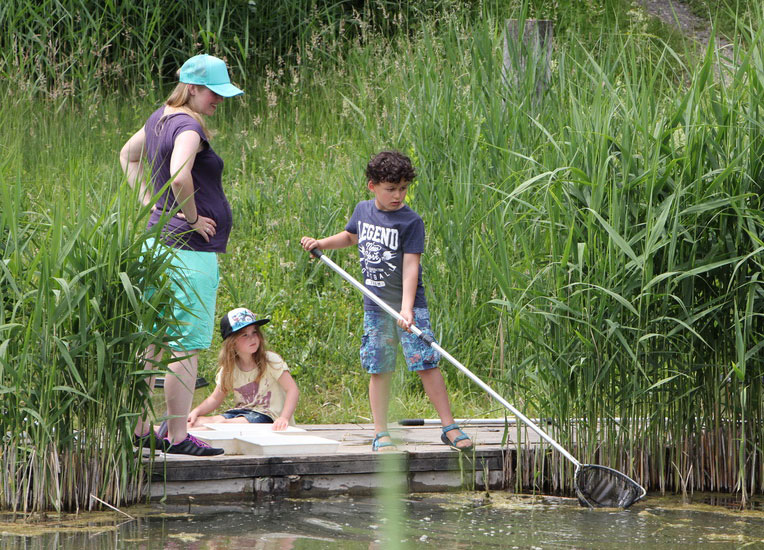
[179,54,244,97]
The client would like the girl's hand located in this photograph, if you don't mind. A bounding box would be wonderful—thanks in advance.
[187,411,199,427]
[272,417,289,431]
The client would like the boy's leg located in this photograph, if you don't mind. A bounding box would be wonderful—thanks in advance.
[369,372,394,440]
[417,368,472,449]
[402,308,472,449]
[361,310,398,446]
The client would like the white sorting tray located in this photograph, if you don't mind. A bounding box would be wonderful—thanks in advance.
[237,434,340,456]
[188,427,339,456]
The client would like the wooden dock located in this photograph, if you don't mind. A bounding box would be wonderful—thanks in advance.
[145,422,542,501]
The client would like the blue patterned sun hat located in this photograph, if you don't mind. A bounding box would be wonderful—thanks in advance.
[220,307,269,339]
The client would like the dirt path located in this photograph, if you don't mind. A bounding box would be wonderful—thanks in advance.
[637,0,736,83]
[638,0,732,51]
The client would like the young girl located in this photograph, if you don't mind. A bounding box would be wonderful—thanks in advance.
[187,308,299,430]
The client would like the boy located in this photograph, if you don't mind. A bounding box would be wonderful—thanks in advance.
[300,150,473,452]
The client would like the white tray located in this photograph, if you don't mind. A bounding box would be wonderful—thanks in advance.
[236,434,340,456]
[188,427,338,456]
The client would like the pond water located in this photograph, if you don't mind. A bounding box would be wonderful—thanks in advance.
[2,493,764,550]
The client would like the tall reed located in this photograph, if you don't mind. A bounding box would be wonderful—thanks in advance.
[201,1,764,502]
[0,0,484,102]
[258,0,763,498]
[475,9,764,500]
[0,103,182,512]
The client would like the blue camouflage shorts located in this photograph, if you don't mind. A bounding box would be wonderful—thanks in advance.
[360,308,441,374]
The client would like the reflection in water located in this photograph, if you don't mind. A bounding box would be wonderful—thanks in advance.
[2,494,764,550]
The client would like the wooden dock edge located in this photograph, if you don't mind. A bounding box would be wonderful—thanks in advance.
[145,449,507,502]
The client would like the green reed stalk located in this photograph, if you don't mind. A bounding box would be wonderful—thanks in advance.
[0,0,489,101]
[0,103,184,511]
[229,1,762,500]
[480,8,763,497]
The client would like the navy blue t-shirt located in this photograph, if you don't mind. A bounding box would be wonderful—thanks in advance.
[144,107,233,253]
[345,200,428,312]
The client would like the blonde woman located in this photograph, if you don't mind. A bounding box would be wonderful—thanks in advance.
[120,54,243,455]
[188,308,299,430]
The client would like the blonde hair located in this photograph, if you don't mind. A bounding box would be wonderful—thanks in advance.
[216,325,270,394]
[164,82,215,139]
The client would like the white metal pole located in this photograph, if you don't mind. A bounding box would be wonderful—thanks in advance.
[311,249,580,467]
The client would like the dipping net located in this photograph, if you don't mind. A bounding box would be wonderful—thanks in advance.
[574,465,646,509]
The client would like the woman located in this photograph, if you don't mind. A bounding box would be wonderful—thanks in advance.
[120,54,243,455]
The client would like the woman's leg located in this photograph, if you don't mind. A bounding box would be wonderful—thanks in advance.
[134,344,162,438]
[163,349,199,444]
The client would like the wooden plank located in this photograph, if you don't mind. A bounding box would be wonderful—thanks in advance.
[149,453,391,481]
[408,451,504,472]
[149,450,506,482]
[142,423,523,499]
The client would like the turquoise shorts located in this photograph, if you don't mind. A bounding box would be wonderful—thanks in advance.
[360,308,440,374]
[144,238,219,351]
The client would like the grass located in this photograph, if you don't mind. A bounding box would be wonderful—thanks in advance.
[1,0,763,510]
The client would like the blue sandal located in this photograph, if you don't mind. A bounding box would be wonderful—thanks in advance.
[372,431,397,452]
[441,424,473,452]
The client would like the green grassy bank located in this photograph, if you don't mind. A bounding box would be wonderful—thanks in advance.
[1,0,763,511]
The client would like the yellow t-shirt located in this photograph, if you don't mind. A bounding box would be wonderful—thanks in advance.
[215,351,294,424]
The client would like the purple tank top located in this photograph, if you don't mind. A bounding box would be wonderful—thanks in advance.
[144,107,232,252]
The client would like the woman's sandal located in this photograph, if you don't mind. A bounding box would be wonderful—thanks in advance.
[441,423,474,452]
[372,431,398,452]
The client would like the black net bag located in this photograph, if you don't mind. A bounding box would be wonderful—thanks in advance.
[574,465,646,509]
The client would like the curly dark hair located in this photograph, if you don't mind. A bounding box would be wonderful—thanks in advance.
[365,150,417,184]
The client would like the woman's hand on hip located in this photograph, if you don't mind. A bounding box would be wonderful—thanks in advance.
[189,215,217,242]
